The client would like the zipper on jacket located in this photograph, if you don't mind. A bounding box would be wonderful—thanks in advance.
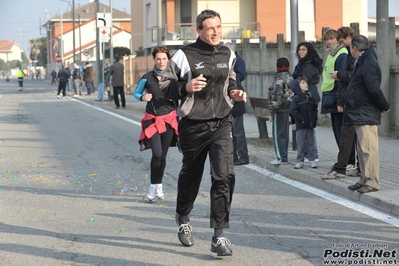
[211,49,216,118]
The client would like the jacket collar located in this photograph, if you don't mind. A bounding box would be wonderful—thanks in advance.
[196,37,222,51]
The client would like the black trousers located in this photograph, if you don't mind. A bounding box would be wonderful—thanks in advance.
[144,121,174,184]
[271,112,289,162]
[113,86,125,107]
[333,124,357,174]
[176,115,235,229]
[57,82,67,96]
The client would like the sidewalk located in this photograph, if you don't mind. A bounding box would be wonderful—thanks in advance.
[74,88,399,217]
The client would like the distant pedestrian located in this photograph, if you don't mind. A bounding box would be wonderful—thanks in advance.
[17,67,24,91]
[51,69,58,85]
[134,46,179,202]
[268,57,294,165]
[110,56,125,109]
[83,62,95,95]
[225,42,249,166]
[72,62,82,97]
[344,35,390,194]
[289,76,318,169]
[57,63,70,99]
[95,61,110,101]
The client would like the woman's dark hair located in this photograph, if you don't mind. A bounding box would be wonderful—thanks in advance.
[152,45,171,60]
[296,42,321,62]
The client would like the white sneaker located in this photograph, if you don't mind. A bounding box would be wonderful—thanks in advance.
[73,94,80,98]
[146,184,157,202]
[309,161,317,168]
[270,159,288,165]
[294,162,304,169]
[315,158,320,162]
[57,95,60,99]
[63,96,66,99]
[156,184,165,200]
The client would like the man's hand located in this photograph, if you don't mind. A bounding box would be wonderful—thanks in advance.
[382,109,390,113]
[186,74,207,93]
[337,106,344,113]
[229,89,247,102]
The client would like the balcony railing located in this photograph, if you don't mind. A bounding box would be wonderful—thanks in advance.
[148,22,261,43]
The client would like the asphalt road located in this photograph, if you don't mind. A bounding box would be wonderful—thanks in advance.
[0,79,398,266]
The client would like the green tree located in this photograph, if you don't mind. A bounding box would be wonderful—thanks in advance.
[29,37,47,66]
[135,47,145,57]
[105,46,131,58]
[0,59,5,71]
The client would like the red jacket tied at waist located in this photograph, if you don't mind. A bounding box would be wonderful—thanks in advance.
[139,110,179,142]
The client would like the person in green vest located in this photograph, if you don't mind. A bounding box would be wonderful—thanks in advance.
[320,29,348,148]
[17,67,24,91]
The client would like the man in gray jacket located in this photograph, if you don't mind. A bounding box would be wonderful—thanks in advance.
[110,56,125,108]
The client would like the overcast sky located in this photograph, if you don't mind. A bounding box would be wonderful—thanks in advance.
[0,0,398,56]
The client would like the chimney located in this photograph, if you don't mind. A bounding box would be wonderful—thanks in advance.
[123,8,127,13]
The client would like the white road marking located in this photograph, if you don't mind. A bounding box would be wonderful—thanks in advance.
[72,98,141,126]
[246,164,399,228]
[73,97,399,227]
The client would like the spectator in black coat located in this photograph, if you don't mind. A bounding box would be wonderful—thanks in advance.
[225,42,249,166]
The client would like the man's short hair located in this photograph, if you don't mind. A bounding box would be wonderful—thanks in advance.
[337,26,356,40]
[323,29,337,41]
[351,35,369,51]
[196,10,220,29]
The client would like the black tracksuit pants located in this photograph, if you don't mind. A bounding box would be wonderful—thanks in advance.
[176,115,235,229]
[333,124,357,174]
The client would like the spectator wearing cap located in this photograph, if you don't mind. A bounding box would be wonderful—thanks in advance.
[110,56,125,109]
[84,62,96,95]
[268,57,294,165]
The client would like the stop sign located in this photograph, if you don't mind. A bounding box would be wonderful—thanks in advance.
[55,54,62,63]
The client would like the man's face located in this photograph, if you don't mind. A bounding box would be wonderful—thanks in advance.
[338,36,351,47]
[350,45,359,58]
[325,37,338,49]
[196,16,222,46]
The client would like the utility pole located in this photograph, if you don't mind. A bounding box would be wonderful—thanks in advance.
[376,0,390,136]
[290,0,298,70]
[109,0,114,101]
[78,13,82,63]
[72,0,76,62]
[157,0,162,46]
[95,0,100,91]
[60,8,64,63]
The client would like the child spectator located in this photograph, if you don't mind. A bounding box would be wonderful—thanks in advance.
[268,57,293,165]
[289,76,318,169]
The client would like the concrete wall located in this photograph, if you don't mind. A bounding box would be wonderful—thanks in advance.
[123,34,399,136]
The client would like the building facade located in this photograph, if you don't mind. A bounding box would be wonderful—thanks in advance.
[130,0,368,53]
[43,2,131,66]
[0,40,24,63]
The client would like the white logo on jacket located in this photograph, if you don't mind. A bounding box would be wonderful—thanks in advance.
[216,63,228,68]
[195,62,205,69]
